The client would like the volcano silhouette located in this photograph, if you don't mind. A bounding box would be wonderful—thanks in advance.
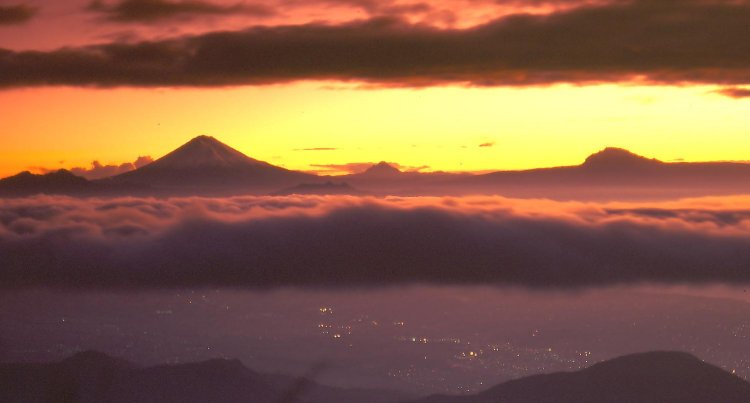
[361,161,402,177]
[112,136,316,194]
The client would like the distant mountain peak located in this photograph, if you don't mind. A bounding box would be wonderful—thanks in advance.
[2,169,88,185]
[48,169,83,178]
[582,147,662,170]
[109,136,315,193]
[363,161,401,176]
[149,135,267,169]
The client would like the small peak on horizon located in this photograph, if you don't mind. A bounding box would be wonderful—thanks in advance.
[10,169,81,179]
[583,147,662,169]
[363,161,401,176]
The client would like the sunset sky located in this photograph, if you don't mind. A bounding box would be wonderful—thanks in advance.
[2,0,750,177]
[6,3,750,395]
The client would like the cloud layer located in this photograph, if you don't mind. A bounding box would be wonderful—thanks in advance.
[88,0,276,22]
[3,195,750,288]
[3,0,750,88]
[715,87,750,99]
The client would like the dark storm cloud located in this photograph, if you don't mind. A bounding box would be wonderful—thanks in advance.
[5,0,750,88]
[87,0,275,22]
[3,195,750,288]
[0,4,36,25]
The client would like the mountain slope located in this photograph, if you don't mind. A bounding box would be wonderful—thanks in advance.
[451,148,750,199]
[410,351,750,403]
[0,170,96,196]
[111,135,317,194]
[0,351,411,403]
[360,162,402,177]
[6,144,750,199]
[581,147,663,171]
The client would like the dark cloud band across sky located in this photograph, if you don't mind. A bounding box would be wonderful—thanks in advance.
[715,87,750,99]
[3,195,750,289]
[88,0,276,22]
[3,0,750,88]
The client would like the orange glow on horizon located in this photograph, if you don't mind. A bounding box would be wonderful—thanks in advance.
[2,82,750,178]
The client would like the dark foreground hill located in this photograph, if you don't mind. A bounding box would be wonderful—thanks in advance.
[0,351,411,403]
[0,170,93,196]
[2,351,747,403]
[0,170,151,197]
[409,351,750,403]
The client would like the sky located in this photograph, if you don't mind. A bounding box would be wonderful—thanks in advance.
[2,0,750,177]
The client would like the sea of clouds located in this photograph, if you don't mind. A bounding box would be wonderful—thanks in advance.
[2,195,750,288]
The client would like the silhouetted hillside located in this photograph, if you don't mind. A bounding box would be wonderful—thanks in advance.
[581,147,663,171]
[409,351,750,403]
[0,351,411,403]
[0,169,116,197]
[0,169,155,197]
[0,170,93,196]
[457,148,750,199]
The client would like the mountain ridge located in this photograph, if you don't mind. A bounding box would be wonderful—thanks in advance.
[5,137,750,199]
[0,350,411,403]
[409,351,750,403]
[582,147,663,170]
[2,351,747,403]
